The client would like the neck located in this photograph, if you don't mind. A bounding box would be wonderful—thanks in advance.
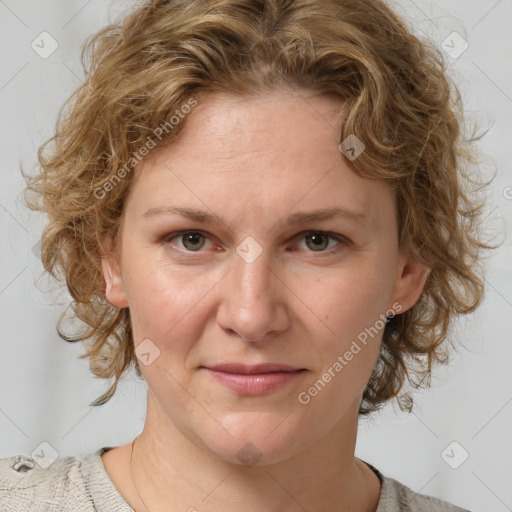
[127,392,381,512]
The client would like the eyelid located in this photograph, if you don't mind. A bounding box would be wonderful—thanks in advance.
[292,230,350,243]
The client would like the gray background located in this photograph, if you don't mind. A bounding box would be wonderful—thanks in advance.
[0,1,511,511]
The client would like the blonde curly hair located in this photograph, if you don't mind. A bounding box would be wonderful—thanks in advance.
[22,0,492,413]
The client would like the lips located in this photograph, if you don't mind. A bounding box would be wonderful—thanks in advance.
[204,363,304,374]
[201,363,307,395]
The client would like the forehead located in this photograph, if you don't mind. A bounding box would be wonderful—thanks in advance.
[125,90,396,234]
[142,89,346,173]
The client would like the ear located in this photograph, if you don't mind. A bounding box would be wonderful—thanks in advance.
[100,234,129,309]
[389,250,431,313]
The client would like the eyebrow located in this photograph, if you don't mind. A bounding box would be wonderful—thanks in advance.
[142,206,367,225]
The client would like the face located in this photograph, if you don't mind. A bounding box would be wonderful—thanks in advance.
[102,89,428,465]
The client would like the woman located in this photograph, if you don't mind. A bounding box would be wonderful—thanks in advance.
[1,0,489,510]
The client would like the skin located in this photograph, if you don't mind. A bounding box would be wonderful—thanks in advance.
[100,88,430,512]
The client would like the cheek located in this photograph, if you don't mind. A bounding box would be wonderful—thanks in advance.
[127,262,218,401]
[297,271,386,410]
[310,264,392,343]
[124,257,220,351]
[299,264,391,400]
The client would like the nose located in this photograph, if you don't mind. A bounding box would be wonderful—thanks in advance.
[216,246,290,342]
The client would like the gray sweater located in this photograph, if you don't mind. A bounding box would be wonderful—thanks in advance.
[0,447,470,511]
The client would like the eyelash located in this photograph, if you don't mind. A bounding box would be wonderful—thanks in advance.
[160,230,350,255]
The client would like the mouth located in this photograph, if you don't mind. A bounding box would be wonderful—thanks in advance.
[204,363,305,374]
[200,363,307,395]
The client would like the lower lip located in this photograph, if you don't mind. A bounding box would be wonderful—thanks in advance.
[203,369,305,395]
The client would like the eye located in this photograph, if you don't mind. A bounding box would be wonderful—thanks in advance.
[165,231,213,252]
[161,230,348,255]
[295,231,346,252]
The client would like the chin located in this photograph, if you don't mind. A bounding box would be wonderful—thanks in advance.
[195,411,308,467]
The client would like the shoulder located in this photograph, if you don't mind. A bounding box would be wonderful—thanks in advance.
[0,451,93,511]
[368,463,471,512]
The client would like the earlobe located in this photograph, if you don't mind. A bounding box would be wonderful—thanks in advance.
[100,236,129,309]
[390,253,431,314]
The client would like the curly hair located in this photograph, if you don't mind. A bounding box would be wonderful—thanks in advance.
[21,0,492,414]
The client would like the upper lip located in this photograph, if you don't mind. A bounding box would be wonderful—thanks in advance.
[203,363,304,374]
